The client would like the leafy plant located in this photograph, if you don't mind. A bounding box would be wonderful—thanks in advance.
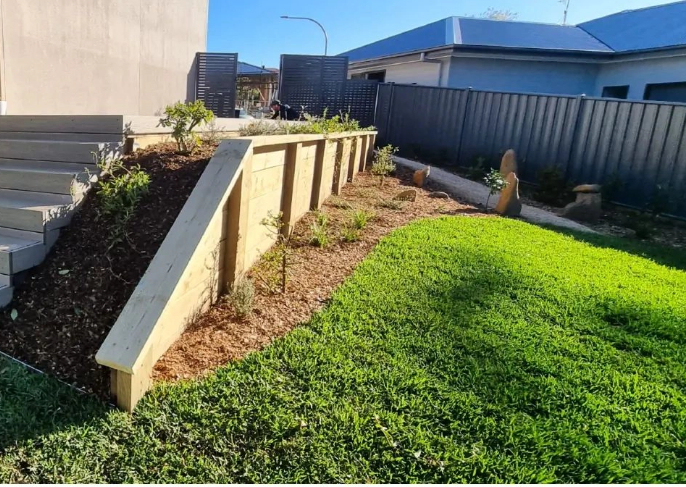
[200,118,222,146]
[351,209,374,230]
[96,158,150,247]
[159,100,214,154]
[647,184,673,217]
[341,226,361,243]
[309,211,330,248]
[328,197,353,210]
[238,110,374,137]
[534,166,572,207]
[467,156,487,180]
[377,199,405,211]
[225,277,255,318]
[258,211,290,293]
[371,144,398,187]
[601,171,623,203]
[483,168,507,210]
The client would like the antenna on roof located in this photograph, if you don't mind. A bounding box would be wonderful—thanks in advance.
[560,0,571,25]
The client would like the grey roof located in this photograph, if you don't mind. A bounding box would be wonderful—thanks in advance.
[339,1,686,63]
[579,1,686,52]
[237,62,273,75]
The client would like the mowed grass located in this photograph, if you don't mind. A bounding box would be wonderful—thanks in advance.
[2,217,686,483]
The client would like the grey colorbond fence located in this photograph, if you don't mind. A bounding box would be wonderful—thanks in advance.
[375,83,686,218]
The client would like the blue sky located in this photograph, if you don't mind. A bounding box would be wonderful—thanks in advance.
[207,0,669,68]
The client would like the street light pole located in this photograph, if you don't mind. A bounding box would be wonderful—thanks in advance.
[280,16,328,56]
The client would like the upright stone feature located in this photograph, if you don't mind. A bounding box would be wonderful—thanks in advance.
[500,149,518,178]
[494,172,522,217]
[562,184,602,222]
[413,165,430,188]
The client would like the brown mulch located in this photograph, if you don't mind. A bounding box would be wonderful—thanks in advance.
[154,168,482,382]
[0,143,215,398]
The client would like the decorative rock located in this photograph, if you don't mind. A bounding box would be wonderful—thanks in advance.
[573,184,602,194]
[494,172,522,217]
[413,165,430,188]
[393,189,417,202]
[429,191,450,199]
[562,192,602,222]
[500,149,518,178]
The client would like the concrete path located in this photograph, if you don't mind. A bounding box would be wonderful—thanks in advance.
[394,156,595,233]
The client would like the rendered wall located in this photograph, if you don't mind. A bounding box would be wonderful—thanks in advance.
[0,0,208,115]
[448,56,599,95]
[593,53,686,100]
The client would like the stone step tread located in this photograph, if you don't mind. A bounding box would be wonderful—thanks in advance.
[0,158,100,173]
[0,188,73,211]
[0,226,44,243]
[0,233,43,253]
[0,163,85,175]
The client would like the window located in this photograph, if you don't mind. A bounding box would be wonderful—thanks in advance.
[644,82,686,103]
[350,73,365,80]
[365,70,386,82]
[601,85,629,99]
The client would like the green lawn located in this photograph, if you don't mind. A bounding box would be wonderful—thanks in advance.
[2,217,686,483]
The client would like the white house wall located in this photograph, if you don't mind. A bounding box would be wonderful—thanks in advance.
[594,53,686,100]
[0,0,208,115]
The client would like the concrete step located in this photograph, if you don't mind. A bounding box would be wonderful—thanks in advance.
[0,230,43,275]
[0,274,11,308]
[0,157,100,173]
[0,132,123,143]
[0,139,122,164]
[0,162,96,194]
[0,189,76,232]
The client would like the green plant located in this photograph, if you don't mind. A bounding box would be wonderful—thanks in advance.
[309,211,330,248]
[534,166,572,206]
[371,144,398,187]
[200,118,222,146]
[483,168,507,210]
[258,211,290,293]
[351,209,374,230]
[328,196,353,210]
[158,100,214,154]
[238,111,374,137]
[376,198,405,211]
[646,184,674,217]
[96,158,150,247]
[467,156,486,180]
[341,225,361,242]
[601,171,623,203]
[225,277,255,318]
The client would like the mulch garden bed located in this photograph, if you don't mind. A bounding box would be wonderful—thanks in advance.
[154,168,483,382]
[0,143,215,399]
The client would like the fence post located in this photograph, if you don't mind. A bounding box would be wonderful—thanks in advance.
[333,138,352,195]
[281,142,304,236]
[383,83,396,146]
[225,148,253,287]
[564,94,586,178]
[310,139,328,210]
[455,87,472,166]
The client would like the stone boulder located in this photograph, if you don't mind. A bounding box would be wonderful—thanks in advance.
[494,172,522,217]
[413,166,430,188]
[562,184,602,222]
[500,149,518,178]
[393,189,417,202]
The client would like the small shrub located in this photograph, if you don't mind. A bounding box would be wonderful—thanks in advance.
[159,100,214,154]
[534,166,571,206]
[328,197,353,210]
[602,172,623,203]
[647,184,673,217]
[377,199,405,211]
[97,158,150,246]
[341,226,361,243]
[239,120,288,136]
[371,144,398,187]
[351,209,374,230]
[467,156,486,180]
[259,211,290,293]
[225,277,255,318]
[238,111,374,136]
[483,169,507,210]
[624,213,654,239]
[309,211,330,248]
[200,118,222,146]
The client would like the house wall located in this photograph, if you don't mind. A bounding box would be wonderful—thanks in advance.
[447,56,599,95]
[593,52,686,100]
[350,59,450,87]
[0,0,208,115]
